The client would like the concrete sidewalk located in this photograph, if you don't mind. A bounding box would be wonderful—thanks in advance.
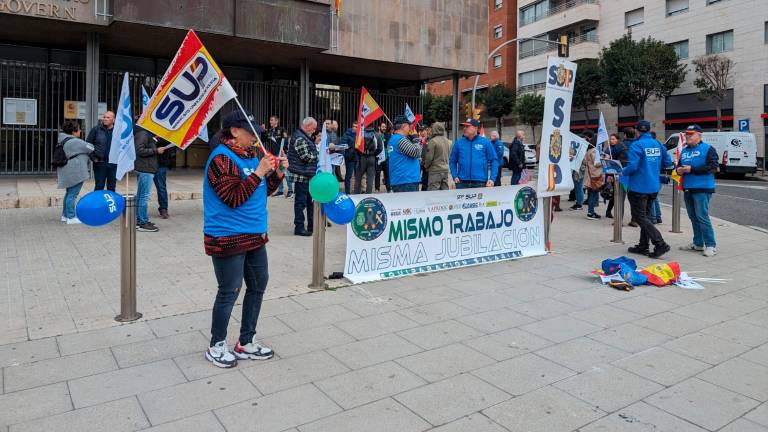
[1,194,767,431]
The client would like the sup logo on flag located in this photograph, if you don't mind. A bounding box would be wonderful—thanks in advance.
[152,54,221,130]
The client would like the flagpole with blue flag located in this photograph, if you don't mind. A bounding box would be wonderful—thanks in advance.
[317,121,331,174]
[109,73,136,193]
[596,112,609,165]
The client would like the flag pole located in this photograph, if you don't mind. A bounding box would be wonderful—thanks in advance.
[233,97,269,157]
[125,172,129,228]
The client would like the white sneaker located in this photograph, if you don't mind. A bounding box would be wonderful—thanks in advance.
[234,336,274,360]
[703,247,717,257]
[66,217,82,225]
[61,215,68,222]
[205,341,237,368]
[679,243,704,252]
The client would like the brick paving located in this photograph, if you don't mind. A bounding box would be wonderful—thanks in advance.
[1,184,767,431]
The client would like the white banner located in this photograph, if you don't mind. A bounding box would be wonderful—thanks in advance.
[344,185,546,284]
[537,57,578,197]
[568,133,589,172]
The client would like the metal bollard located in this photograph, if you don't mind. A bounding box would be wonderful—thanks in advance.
[543,196,552,252]
[116,195,142,322]
[611,183,624,243]
[309,204,328,290]
[671,180,682,233]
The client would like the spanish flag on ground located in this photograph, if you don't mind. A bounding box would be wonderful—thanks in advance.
[355,87,385,153]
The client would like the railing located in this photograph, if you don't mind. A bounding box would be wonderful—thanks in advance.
[517,82,546,94]
[520,0,599,27]
[519,32,598,59]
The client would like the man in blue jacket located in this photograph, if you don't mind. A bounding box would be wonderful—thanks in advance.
[621,120,674,258]
[677,124,719,257]
[450,119,498,189]
[490,131,505,186]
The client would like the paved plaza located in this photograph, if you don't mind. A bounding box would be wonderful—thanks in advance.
[1,175,767,431]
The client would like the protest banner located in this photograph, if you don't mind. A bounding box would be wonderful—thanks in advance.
[537,57,578,197]
[344,185,546,283]
[138,30,236,150]
[568,133,589,172]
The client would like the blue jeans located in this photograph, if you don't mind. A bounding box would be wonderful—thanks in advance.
[391,183,420,193]
[136,172,154,225]
[510,170,522,186]
[344,153,357,193]
[63,182,84,219]
[574,178,585,206]
[93,162,117,191]
[293,181,314,231]
[587,189,600,214]
[210,246,268,346]
[684,191,716,247]
[649,198,662,222]
[456,181,485,189]
[153,167,168,211]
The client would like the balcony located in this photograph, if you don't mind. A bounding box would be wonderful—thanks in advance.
[519,0,600,38]
[519,32,598,60]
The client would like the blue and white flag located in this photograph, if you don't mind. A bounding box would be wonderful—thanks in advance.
[404,103,416,123]
[317,121,332,174]
[596,111,609,165]
[141,86,150,110]
[109,73,136,181]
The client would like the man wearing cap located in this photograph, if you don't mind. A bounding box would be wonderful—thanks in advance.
[450,119,498,189]
[677,125,719,257]
[387,115,423,193]
[621,120,674,258]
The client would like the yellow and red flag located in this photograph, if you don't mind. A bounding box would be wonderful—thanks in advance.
[138,30,237,150]
[670,132,685,190]
[355,87,385,153]
[335,0,341,16]
[639,262,681,287]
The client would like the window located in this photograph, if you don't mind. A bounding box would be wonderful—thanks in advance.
[518,68,547,88]
[520,0,548,26]
[670,40,689,59]
[519,35,551,59]
[493,55,502,68]
[625,8,644,28]
[666,0,689,16]
[707,30,733,54]
[495,0,503,9]
[494,25,503,39]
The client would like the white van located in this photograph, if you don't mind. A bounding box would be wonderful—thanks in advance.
[663,132,758,176]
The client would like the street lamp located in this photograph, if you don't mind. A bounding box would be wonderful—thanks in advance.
[470,37,569,113]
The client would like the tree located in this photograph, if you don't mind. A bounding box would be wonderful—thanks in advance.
[599,35,686,118]
[481,84,516,138]
[572,59,604,125]
[515,93,545,145]
[424,93,453,124]
[692,54,733,131]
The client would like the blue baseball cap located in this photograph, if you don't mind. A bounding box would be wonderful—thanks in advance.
[685,124,703,134]
[462,118,480,128]
[635,120,651,133]
[393,115,411,128]
[223,110,264,134]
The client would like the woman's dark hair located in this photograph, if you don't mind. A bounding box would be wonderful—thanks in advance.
[622,127,636,139]
[62,120,80,135]
[610,133,621,141]
[218,128,235,141]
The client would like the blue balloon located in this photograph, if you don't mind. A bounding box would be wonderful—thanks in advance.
[323,193,355,225]
[76,191,126,227]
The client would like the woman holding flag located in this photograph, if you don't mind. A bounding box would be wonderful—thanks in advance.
[203,110,288,368]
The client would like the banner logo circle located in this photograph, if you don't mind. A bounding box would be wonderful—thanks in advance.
[515,187,538,222]
[352,197,387,241]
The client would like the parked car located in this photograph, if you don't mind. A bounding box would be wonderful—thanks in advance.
[502,143,537,168]
[664,132,757,177]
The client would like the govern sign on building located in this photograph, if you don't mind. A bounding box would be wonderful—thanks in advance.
[0,0,110,25]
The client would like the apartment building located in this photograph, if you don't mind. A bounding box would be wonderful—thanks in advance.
[429,0,518,99]
[515,0,768,160]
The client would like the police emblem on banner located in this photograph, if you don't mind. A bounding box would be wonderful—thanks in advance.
[352,197,387,241]
[514,187,538,222]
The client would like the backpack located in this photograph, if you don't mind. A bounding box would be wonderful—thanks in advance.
[363,133,378,155]
[51,137,75,168]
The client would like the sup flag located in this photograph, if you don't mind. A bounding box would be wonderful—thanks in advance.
[355,87,384,153]
[141,86,150,110]
[109,73,136,181]
[670,132,685,190]
[596,111,609,164]
[138,30,236,150]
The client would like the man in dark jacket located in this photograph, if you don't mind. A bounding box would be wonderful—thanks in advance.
[508,130,526,185]
[153,136,175,219]
[262,115,291,197]
[355,126,383,194]
[133,126,163,232]
[287,117,319,236]
[339,123,358,193]
[87,111,116,191]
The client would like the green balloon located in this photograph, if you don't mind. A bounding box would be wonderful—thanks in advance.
[309,172,340,204]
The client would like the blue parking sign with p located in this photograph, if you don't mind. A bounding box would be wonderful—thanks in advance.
[738,119,749,132]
